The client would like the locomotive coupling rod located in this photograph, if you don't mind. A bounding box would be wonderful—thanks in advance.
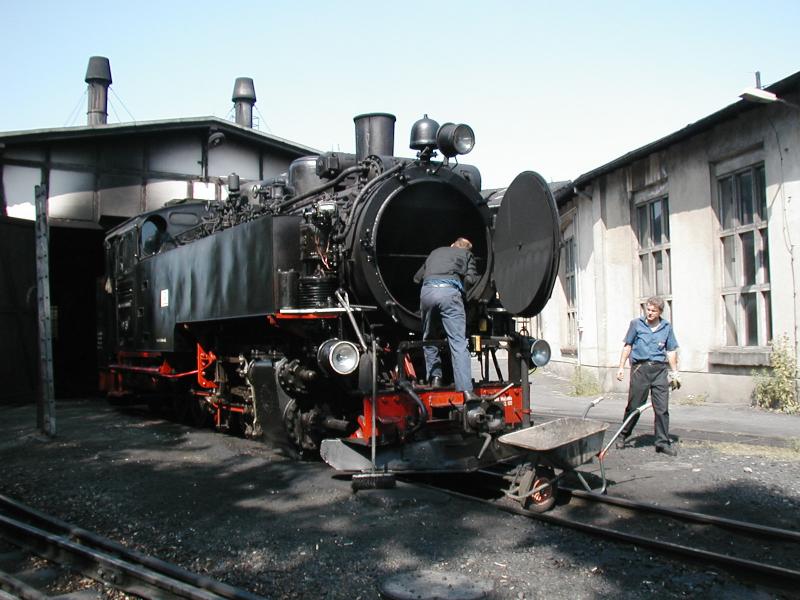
[335,290,368,352]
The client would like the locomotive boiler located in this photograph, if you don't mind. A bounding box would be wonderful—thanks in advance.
[100,112,561,476]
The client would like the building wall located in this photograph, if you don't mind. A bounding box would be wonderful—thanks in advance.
[546,98,800,405]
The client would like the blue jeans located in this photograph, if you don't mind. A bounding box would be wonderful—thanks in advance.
[420,285,473,392]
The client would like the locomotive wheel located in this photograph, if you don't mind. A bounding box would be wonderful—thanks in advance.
[522,467,557,513]
[283,399,320,453]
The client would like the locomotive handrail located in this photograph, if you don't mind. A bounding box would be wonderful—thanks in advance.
[335,289,368,352]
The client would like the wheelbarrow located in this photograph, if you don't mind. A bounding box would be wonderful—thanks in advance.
[497,397,654,511]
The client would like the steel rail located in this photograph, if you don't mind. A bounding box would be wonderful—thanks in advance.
[0,494,264,600]
[565,488,800,542]
[415,482,800,585]
[477,468,800,543]
[0,569,46,600]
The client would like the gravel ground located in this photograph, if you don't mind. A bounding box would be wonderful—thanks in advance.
[1,399,798,599]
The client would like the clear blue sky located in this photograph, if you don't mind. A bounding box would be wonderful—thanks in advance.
[1,0,798,188]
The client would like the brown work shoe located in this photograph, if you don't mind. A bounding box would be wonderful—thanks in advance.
[615,436,627,450]
[655,444,677,457]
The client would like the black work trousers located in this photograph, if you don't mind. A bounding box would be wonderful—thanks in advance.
[620,362,670,447]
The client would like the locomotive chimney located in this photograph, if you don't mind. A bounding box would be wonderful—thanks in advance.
[85,56,112,126]
[353,113,396,160]
[232,77,257,128]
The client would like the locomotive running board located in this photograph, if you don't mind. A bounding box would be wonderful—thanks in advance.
[320,439,375,472]
[320,436,524,474]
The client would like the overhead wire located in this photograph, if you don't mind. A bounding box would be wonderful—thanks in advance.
[62,90,87,127]
[254,105,272,133]
[109,87,136,123]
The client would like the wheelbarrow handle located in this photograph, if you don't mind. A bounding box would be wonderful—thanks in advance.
[581,396,605,419]
[599,400,653,458]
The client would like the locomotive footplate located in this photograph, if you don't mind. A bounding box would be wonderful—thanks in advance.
[320,435,525,474]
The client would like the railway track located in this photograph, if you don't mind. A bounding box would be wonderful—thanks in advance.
[0,494,264,600]
[408,469,800,589]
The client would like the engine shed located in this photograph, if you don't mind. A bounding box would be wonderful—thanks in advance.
[0,57,316,403]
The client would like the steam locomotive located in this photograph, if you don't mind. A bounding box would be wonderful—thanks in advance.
[99,113,561,479]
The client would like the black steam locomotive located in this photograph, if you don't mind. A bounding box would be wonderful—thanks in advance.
[100,113,560,482]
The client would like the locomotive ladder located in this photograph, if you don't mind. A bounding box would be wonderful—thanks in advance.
[34,184,55,436]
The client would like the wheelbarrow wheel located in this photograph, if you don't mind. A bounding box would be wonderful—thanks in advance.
[522,467,557,513]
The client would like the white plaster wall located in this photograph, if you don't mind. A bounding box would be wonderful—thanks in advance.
[761,105,800,362]
[664,133,717,374]
[554,100,800,403]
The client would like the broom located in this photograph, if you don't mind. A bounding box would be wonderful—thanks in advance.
[351,336,396,491]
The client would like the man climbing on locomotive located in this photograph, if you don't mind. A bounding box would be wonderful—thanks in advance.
[414,237,478,398]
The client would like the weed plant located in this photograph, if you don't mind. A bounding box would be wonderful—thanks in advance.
[753,335,799,414]
[571,366,601,396]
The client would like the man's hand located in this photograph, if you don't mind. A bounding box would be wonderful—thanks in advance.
[616,367,625,381]
[668,370,681,390]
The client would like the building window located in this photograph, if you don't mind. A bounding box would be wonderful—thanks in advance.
[717,164,771,346]
[636,196,672,321]
[562,236,578,354]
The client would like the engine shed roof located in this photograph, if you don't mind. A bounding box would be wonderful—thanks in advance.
[0,116,320,157]
[571,69,800,190]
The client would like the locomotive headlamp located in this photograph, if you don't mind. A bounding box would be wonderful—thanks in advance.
[529,338,552,368]
[317,339,360,376]
[436,123,475,157]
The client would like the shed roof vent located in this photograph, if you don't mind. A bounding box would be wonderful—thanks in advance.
[85,56,112,126]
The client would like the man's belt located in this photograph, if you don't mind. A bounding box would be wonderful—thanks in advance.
[633,360,666,366]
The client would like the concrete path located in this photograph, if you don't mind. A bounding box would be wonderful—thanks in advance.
[529,368,800,447]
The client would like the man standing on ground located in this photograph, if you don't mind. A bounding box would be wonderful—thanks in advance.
[414,237,478,397]
[615,296,681,456]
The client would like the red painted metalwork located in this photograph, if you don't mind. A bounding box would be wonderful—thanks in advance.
[116,351,163,359]
[352,385,525,439]
[273,313,338,320]
[196,344,217,389]
[107,363,199,379]
[402,353,417,379]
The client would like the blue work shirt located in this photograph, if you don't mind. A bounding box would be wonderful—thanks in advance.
[624,316,679,363]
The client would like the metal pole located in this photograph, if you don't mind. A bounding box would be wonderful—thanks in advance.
[35,184,55,437]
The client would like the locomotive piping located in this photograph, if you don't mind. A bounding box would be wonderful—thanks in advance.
[335,161,406,242]
[273,165,366,212]
[396,379,428,437]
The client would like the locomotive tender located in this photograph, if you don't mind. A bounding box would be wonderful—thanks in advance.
[100,113,561,475]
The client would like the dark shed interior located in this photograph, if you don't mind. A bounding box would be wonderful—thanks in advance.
[0,217,104,403]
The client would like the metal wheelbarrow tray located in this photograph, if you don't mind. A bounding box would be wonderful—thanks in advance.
[498,417,610,505]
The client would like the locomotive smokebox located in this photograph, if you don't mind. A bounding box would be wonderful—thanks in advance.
[354,113,396,160]
[349,164,492,331]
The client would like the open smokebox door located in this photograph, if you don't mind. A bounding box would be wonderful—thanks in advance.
[492,171,561,317]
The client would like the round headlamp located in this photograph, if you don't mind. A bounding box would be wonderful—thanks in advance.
[436,122,475,157]
[530,339,552,368]
[317,339,360,376]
